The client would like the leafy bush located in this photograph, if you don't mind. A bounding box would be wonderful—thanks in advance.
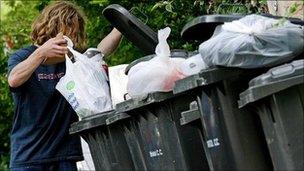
[1,1,39,170]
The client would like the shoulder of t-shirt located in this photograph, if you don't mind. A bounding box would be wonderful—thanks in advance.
[10,45,37,60]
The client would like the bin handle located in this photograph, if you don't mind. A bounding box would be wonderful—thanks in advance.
[180,101,201,125]
[129,7,149,24]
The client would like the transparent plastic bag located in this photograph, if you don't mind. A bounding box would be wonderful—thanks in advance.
[127,27,185,99]
[56,37,112,118]
[199,14,304,68]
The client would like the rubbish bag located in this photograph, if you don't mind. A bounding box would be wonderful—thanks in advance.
[127,27,185,99]
[77,138,95,171]
[199,14,304,68]
[56,37,112,118]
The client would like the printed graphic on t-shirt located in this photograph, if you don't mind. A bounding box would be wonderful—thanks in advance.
[37,72,65,81]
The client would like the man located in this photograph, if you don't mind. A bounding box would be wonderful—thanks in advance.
[7,1,121,170]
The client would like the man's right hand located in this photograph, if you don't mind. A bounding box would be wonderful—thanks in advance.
[39,33,68,65]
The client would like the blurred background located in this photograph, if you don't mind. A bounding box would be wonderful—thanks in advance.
[1,0,299,170]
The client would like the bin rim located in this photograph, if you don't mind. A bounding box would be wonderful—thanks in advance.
[69,110,115,135]
[173,67,245,94]
[238,59,304,108]
[115,91,177,113]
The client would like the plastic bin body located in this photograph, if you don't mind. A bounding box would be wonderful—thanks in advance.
[239,60,304,170]
[173,67,273,170]
[113,91,209,170]
[70,111,135,170]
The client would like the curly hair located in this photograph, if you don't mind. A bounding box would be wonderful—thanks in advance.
[31,1,86,50]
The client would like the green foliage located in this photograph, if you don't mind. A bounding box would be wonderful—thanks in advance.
[287,2,302,17]
[0,0,267,169]
[1,1,40,169]
[0,155,9,171]
[273,1,302,27]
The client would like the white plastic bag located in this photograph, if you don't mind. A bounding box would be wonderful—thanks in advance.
[77,138,95,171]
[127,27,185,99]
[56,37,112,118]
[108,64,129,107]
[199,14,304,68]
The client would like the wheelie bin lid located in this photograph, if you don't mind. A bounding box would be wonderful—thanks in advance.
[238,59,304,108]
[181,14,244,41]
[103,4,158,55]
[181,14,304,41]
[69,110,115,135]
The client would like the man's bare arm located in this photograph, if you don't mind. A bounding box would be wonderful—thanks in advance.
[97,28,122,57]
[8,38,67,88]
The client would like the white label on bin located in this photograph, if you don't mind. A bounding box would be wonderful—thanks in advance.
[149,149,163,158]
[207,138,220,148]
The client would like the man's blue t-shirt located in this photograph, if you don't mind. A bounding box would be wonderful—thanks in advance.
[8,45,83,168]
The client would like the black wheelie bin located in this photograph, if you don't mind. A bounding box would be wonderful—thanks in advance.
[170,15,304,170]
[70,111,135,170]
[112,91,209,170]
[173,67,273,170]
[239,59,304,170]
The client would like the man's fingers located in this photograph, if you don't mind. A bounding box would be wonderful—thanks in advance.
[54,50,68,56]
[53,45,68,52]
[50,51,66,57]
[54,39,67,45]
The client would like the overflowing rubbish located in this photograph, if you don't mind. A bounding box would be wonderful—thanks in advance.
[127,27,185,99]
[199,14,304,68]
